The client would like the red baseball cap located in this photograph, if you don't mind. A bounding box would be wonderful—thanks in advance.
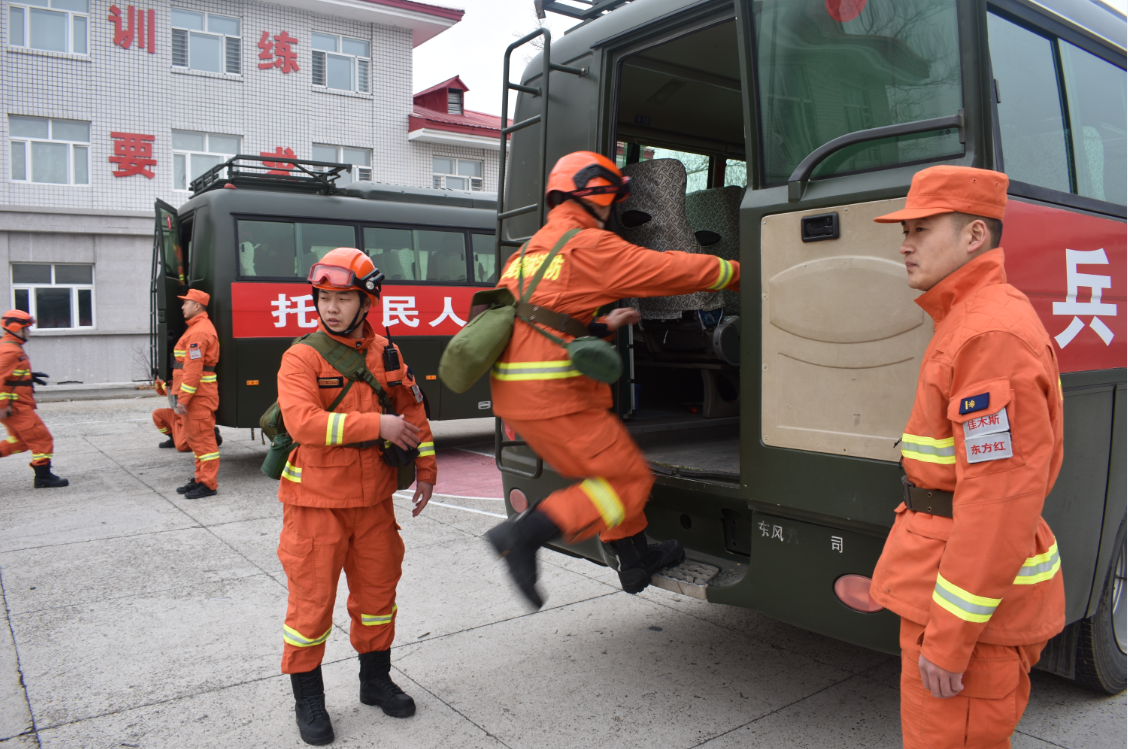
[874,166,1008,223]
[178,289,210,306]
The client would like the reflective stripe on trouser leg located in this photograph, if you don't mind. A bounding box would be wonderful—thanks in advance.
[185,402,219,489]
[344,501,405,656]
[4,411,54,465]
[580,478,625,528]
[283,624,332,648]
[360,604,398,626]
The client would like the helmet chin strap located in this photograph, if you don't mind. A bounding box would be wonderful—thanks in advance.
[314,289,369,337]
[566,195,607,227]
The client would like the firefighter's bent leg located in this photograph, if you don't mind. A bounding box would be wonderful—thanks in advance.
[0,420,27,458]
[505,408,653,544]
[152,407,190,451]
[185,401,219,489]
[343,500,405,656]
[2,410,54,465]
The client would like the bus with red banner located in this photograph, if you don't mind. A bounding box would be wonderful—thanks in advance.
[496,0,1125,692]
[151,155,498,427]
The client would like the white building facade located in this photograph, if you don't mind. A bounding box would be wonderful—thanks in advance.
[1,0,501,383]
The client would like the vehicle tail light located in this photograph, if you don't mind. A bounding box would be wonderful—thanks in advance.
[834,574,884,613]
[509,488,528,513]
[502,421,517,441]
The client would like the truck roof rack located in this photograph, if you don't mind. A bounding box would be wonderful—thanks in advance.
[189,154,351,195]
[534,0,632,21]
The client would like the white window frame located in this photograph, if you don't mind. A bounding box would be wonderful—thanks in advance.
[8,0,89,56]
[10,263,96,330]
[432,157,483,192]
[172,131,241,191]
[171,9,241,74]
[311,32,370,94]
[9,116,90,186]
[311,144,371,184]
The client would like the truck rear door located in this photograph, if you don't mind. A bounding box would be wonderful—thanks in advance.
[152,199,187,382]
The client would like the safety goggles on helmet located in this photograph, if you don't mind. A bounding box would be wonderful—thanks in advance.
[307,263,385,294]
[570,164,632,203]
[2,313,34,329]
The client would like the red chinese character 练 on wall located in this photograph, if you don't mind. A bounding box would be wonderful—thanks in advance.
[261,147,297,175]
[110,132,156,178]
[108,5,155,53]
[258,31,299,74]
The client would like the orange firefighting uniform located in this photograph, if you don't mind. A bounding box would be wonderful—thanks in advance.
[152,354,189,452]
[175,312,221,489]
[491,199,740,543]
[870,249,1065,749]
[0,331,54,465]
[275,321,436,674]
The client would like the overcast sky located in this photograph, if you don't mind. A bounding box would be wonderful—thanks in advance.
[413,0,1128,119]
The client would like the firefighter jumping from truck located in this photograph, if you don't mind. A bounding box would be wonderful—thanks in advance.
[274,248,436,746]
[485,151,741,608]
[868,166,1066,749]
[0,310,68,488]
[169,289,223,499]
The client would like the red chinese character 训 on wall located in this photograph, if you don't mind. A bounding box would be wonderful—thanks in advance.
[110,132,156,178]
[261,147,297,175]
[108,5,155,53]
[258,31,299,74]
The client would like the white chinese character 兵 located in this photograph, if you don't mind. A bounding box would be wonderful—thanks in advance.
[383,296,420,328]
[772,525,784,542]
[1053,249,1116,347]
[429,296,467,328]
[831,535,844,553]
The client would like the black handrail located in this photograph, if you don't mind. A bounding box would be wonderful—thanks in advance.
[535,0,632,21]
[787,110,964,202]
[495,417,544,479]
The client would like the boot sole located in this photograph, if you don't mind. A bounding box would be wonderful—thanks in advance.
[33,481,69,488]
[360,690,416,718]
[297,729,334,746]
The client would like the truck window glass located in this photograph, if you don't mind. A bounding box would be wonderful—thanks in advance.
[236,220,355,278]
[471,233,497,283]
[755,0,963,185]
[362,227,468,283]
[1058,39,1127,205]
[987,13,1071,194]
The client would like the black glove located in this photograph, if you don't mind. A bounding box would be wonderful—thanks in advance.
[31,372,48,386]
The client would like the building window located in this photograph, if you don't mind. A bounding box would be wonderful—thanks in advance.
[448,89,463,115]
[432,157,482,191]
[311,144,371,185]
[11,264,94,329]
[171,9,240,74]
[172,130,240,190]
[9,0,88,55]
[9,116,89,185]
[311,32,369,93]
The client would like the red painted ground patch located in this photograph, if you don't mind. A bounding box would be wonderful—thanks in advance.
[432,449,504,499]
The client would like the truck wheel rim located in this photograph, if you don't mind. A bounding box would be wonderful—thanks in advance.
[1113,541,1126,655]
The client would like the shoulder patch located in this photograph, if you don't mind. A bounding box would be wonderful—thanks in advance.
[958,393,989,415]
[318,376,344,389]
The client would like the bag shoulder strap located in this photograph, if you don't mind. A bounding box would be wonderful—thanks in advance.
[297,331,393,412]
[518,227,583,304]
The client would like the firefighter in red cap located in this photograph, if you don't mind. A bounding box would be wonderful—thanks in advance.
[171,289,222,499]
[485,151,740,608]
[0,310,68,487]
[275,247,436,745]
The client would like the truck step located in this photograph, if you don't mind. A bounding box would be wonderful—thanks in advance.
[650,560,720,599]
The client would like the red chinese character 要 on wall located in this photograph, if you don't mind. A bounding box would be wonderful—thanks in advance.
[108,5,155,53]
[258,31,299,74]
[110,132,156,178]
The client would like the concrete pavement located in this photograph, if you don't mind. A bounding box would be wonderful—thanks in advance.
[0,397,1123,748]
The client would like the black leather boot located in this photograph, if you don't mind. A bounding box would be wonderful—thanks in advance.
[359,649,415,718]
[290,667,334,745]
[214,426,223,447]
[485,509,561,609]
[158,438,175,448]
[608,532,685,594]
[32,462,68,488]
[176,478,199,494]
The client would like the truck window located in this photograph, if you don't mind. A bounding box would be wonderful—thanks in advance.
[1058,40,1127,205]
[236,220,355,278]
[987,13,1072,194]
[471,233,497,283]
[363,227,468,283]
[755,0,963,185]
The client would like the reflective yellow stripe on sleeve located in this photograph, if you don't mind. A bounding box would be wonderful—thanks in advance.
[416,441,434,457]
[325,412,346,446]
[580,477,625,528]
[708,257,734,290]
[1014,542,1061,585]
[360,604,398,626]
[180,383,197,394]
[491,360,582,381]
[281,460,302,483]
[282,624,331,648]
[173,349,186,357]
[932,573,1001,624]
[200,374,217,383]
[901,433,956,465]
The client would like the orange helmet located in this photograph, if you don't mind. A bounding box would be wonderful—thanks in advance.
[545,151,631,208]
[307,248,384,301]
[1,310,33,335]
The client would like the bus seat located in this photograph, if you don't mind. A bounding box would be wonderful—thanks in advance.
[613,159,724,319]
[376,249,414,281]
[685,186,742,315]
[430,251,466,282]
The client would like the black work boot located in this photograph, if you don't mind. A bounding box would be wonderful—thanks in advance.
[609,532,685,594]
[290,667,334,745]
[485,509,561,609]
[32,462,68,488]
[184,483,217,499]
[214,426,223,447]
[359,649,415,718]
[176,478,199,494]
[158,438,175,448]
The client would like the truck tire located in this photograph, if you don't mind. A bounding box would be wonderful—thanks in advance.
[1074,517,1126,694]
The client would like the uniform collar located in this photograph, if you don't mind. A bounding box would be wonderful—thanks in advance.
[546,200,602,232]
[915,248,1007,325]
[1,331,24,346]
[318,319,374,350]
[185,311,210,327]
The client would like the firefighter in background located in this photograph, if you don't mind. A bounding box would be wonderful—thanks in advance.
[868,166,1065,749]
[172,290,222,499]
[152,364,190,452]
[485,151,741,608]
[0,310,68,488]
[275,248,435,746]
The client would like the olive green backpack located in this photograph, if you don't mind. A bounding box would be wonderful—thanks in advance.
[260,331,416,490]
[438,228,621,393]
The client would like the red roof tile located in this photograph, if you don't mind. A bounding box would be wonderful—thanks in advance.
[358,0,464,22]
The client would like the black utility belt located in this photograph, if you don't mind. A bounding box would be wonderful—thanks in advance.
[901,476,953,518]
[3,380,30,387]
[172,363,216,371]
[341,439,382,449]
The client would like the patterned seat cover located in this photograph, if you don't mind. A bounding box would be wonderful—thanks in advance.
[685,185,743,315]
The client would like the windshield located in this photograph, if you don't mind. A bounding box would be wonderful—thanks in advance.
[755,0,964,185]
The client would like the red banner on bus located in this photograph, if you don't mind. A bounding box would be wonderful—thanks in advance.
[231,282,479,338]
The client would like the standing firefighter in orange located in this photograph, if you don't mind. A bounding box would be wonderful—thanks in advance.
[485,152,740,608]
[0,310,67,488]
[869,166,1065,749]
[275,248,435,746]
[171,289,222,499]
